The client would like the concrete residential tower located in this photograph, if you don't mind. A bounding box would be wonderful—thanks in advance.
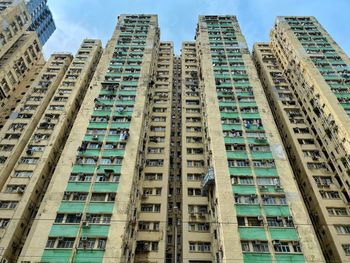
[0,0,45,128]
[0,10,348,263]
[253,16,350,263]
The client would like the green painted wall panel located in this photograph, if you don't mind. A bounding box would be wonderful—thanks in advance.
[83,135,104,142]
[269,228,299,241]
[247,137,268,145]
[81,225,110,237]
[92,110,112,116]
[226,151,248,159]
[58,202,85,213]
[220,112,239,118]
[101,149,125,157]
[276,254,305,263]
[235,205,261,216]
[222,124,242,131]
[239,227,267,240]
[241,113,261,119]
[243,253,272,263]
[66,182,91,192]
[229,167,252,176]
[97,165,121,174]
[49,224,79,237]
[74,250,104,263]
[110,123,130,129]
[255,168,278,176]
[224,137,245,144]
[232,185,256,194]
[42,249,72,263]
[88,123,108,129]
[239,102,257,107]
[113,111,132,117]
[251,152,273,159]
[106,135,121,142]
[87,203,114,213]
[81,150,101,157]
[264,206,291,216]
[72,165,96,174]
[93,182,118,193]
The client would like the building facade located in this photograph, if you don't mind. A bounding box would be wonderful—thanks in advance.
[0,39,101,262]
[253,16,350,263]
[0,0,45,128]
[0,11,348,263]
[25,0,56,46]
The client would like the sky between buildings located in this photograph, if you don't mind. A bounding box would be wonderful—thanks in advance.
[44,0,350,58]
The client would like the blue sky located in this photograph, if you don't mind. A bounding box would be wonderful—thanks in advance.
[44,0,350,58]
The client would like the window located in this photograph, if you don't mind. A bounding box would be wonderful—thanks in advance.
[320,190,340,199]
[0,218,9,228]
[274,241,290,253]
[46,238,56,248]
[0,201,17,209]
[187,173,202,181]
[267,217,284,227]
[20,157,39,164]
[57,237,75,248]
[141,204,161,213]
[235,194,258,204]
[257,177,280,186]
[241,241,250,252]
[14,171,33,178]
[232,176,254,185]
[342,244,350,256]
[138,221,160,231]
[187,160,204,167]
[189,242,211,252]
[97,238,107,249]
[5,185,26,193]
[253,241,269,252]
[78,238,96,249]
[188,188,202,196]
[145,173,162,181]
[335,225,350,234]
[146,159,164,167]
[66,214,82,223]
[0,144,14,151]
[327,207,349,216]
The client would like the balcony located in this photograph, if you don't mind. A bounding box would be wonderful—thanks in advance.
[201,167,215,191]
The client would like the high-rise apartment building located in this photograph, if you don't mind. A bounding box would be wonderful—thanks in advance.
[192,15,323,263]
[0,0,45,128]
[19,14,162,263]
[13,14,328,263]
[0,38,101,262]
[253,16,350,263]
[0,5,348,262]
[25,0,56,46]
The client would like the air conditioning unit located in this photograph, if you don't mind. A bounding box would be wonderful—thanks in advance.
[272,240,280,245]
[82,221,90,228]
[287,216,293,221]
[58,236,64,241]
[258,216,263,221]
[81,236,88,241]
[276,216,282,221]
[254,240,261,245]
[17,187,25,193]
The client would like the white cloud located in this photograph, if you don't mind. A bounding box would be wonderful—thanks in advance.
[42,8,92,59]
